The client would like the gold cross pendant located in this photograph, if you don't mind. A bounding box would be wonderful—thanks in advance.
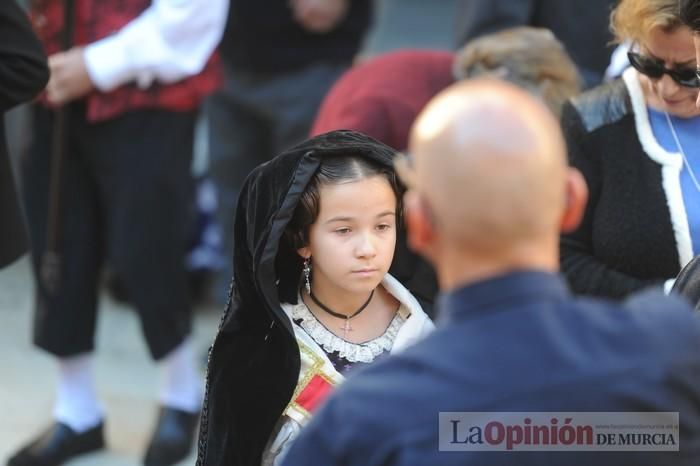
[341,319,353,339]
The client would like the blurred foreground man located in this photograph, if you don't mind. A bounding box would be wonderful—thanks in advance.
[282,80,700,465]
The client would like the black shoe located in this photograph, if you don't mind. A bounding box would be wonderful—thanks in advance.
[143,407,199,466]
[7,421,104,466]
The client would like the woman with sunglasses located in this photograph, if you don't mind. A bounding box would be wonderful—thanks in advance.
[561,0,700,298]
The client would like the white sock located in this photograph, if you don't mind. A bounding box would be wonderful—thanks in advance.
[158,338,202,413]
[53,353,103,433]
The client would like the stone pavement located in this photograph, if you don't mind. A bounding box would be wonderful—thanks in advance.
[0,257,220,465]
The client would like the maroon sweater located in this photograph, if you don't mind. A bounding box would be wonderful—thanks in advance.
[31,0,220,122]
[311,50,455,150]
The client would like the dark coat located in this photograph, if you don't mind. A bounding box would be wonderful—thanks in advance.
[453,0,615,88]
[560,70,687,299]
[221,0,371,72]
[195,130,436,466]
[0,0,49,268]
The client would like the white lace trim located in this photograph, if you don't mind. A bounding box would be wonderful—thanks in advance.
[290,301,406,363]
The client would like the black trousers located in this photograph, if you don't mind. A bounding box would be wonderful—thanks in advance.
[21,104,194,360]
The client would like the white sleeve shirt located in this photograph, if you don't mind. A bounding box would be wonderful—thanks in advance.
[83,0,228,92]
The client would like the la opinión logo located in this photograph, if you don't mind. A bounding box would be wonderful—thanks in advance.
[449,417,592,450]
[438,412,679,452]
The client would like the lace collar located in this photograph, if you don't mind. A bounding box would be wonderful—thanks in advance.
[289,300,406,363]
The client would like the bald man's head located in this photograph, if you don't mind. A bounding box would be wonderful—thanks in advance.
[405,79,572,256]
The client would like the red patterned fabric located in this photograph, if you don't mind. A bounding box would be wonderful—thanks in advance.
[31,0,221,122]
[294,374,334,414]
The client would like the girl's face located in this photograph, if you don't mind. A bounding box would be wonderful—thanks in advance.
[298,176,397,298]
[640,26,700,118]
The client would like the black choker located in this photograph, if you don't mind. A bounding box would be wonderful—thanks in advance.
[308,289,375,337]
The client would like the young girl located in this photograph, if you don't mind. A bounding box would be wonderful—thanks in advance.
[195,130,434,466]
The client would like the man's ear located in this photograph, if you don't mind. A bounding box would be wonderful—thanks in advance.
[404,191,436,256]
[560,168,588,233]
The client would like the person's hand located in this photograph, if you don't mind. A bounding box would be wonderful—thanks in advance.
[46,47,94,105]
[290,0,349,34]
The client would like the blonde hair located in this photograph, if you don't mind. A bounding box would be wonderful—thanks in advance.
[452,27,580,118]
[610,0,683,44]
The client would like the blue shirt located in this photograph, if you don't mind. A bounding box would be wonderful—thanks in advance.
[282,271,700,466]
[648,108,700,254]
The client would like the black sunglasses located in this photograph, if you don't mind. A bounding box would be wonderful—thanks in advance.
[627,51,700,88]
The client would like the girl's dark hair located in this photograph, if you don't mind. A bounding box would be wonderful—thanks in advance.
[283,154,403,251]
[680,0,700,32]
[276,154,403,303]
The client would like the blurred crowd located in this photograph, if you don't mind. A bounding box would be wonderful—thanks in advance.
[5,0,700,465]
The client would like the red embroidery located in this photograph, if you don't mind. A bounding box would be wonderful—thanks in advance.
[32,0,222,122]
[295,374,334,414]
